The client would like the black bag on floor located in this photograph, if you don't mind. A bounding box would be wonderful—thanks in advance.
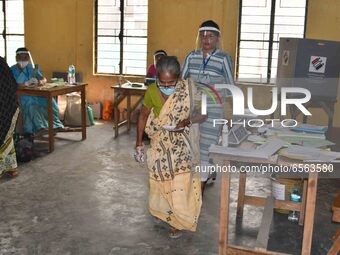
[14,134,34,163]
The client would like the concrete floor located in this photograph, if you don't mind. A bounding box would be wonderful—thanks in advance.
[0,121,339,255]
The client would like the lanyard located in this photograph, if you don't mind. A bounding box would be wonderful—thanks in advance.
[202,49,216,71]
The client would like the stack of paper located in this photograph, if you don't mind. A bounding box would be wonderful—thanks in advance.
[280,145,340,162]
[39,83,62,89]
[209,139,285,160]
[290,123,328,134]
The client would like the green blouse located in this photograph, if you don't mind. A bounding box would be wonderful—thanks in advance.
[143,83,164,117]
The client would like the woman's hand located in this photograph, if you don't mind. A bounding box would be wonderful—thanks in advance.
[38,77,47,86]
[136,106,151,152]
[24,78,38,86]
[134,145,145,163]
[175,118,191,130]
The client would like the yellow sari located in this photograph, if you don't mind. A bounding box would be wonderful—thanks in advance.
[145,80,202,231]
[0,109,19,174]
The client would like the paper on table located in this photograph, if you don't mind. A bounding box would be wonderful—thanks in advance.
[247,135,266,143]
[38,83,61,90]
[255,139,286,157]
[209,139,285,160]
[280,145,340,162]
[290,123,328,134]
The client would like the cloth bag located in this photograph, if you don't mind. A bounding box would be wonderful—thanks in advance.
[64,93,92,126]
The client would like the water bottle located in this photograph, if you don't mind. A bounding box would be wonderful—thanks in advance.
[288,186,301,222]
[222,124,229,147]
[33,64,39,78]
[118,75,123,87]
[67,64,76,84]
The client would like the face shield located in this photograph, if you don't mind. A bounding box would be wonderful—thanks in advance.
[16,50,35,69]
[195,26,224,52]
[153,52,166,66]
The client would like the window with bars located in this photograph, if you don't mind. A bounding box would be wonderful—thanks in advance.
[237,0,308,83]
[95,0,148,76]
[0,0,25,66]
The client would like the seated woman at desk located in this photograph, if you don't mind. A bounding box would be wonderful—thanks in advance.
[10,47,64,137]
[135,56,203,238]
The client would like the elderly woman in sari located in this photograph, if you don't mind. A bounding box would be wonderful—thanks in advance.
[135,56,202,238]
[10,47,63,137]
[0,57,19,178]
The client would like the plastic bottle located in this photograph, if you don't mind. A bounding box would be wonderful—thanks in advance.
[288,186,301,222]
[68,64,76,84]
[118,75,123,87]
[33,64,39,78]
[222,124,229,147]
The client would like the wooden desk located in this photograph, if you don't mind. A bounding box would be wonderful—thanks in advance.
[17,83,87,152]
[209,144,321,255]
[111,83,147,138]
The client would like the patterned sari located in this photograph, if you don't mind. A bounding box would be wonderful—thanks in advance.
[0,110,19,174]
[0,57,19,175]
[145,80,202,231]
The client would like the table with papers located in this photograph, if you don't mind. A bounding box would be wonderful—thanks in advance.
[17,83,87,152]
[111,82,147,138]
[209,124,339,255]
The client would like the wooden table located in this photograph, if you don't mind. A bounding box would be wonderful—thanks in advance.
[209,144,321,255]
[17,83,87,152]
[111,83,147,138]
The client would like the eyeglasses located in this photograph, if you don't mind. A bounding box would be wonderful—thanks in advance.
[157,78,178,88]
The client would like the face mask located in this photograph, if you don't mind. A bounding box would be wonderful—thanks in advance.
[159,86,176,96]
[17,61,29,69]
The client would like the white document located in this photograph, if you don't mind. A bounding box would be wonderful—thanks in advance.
[283,145,340,162]
[209,139,285,160]
[255,139,285,157]
[163,125,184,132]
[272,182,285,200]
[247,135,266,143]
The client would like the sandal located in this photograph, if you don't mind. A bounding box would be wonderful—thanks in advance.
[1,169,18,178]
[207,171,217,182]
[169,228,182,239]
[211,171,217,181]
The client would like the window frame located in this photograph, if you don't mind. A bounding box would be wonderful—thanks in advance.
[1,0,25,63]
[94,0,148,76]
[236,0,309,84]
